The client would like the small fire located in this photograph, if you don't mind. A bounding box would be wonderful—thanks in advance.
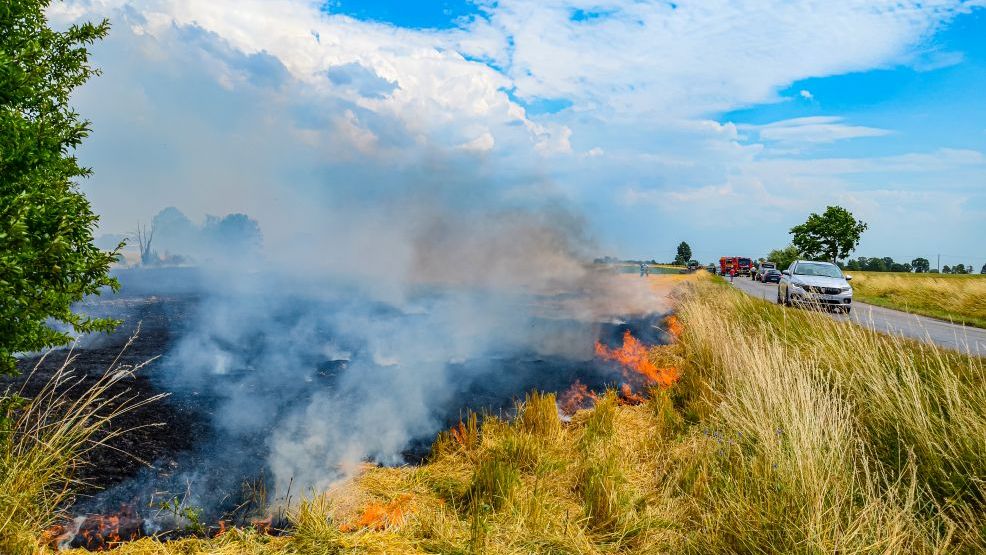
[665,315,683,340]
[215,520,228,538]
[251,515,274,534]
[50,506,144,551]
[618,383,646,405]
[41,523,74,549]
[594,330,679,388]
[558,380,598,416]
[340,494,412,532]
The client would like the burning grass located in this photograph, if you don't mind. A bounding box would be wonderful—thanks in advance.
[1,340,164,555]
[30,272,986,552]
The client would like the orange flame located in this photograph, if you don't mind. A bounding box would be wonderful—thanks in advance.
[665,315,683,340]
[215,520,228,538]
[340,494,412,532]
[251,515,273,534]
[71,509,142,551]
[619,383,646,405]
[595,330,679,388]
[450,422,470,446]
[558,380,598,416]
[41,524,73,549]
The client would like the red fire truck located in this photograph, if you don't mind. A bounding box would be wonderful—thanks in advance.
[720,256,753,276]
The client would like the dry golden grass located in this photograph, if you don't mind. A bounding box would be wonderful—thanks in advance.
[34,275,986,553]
[1,340,163,555]
[850,271,986,328]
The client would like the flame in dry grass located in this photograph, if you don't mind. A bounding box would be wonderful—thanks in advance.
[73,509,143,551]
[250,515,273,534]
[595,330,679,388]
[40,523,73,550]
[215,520,228,538]
[618,383,646,405]
[665,314,683,340]
[558,380,599,416]
[340,494,413,532]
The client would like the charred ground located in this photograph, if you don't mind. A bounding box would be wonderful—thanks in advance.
[5,268,671,530]
[4,293,208,497]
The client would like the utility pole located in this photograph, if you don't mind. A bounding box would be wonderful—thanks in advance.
[937,254,940,273]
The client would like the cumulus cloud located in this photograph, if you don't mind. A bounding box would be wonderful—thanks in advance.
[51,0,986,262]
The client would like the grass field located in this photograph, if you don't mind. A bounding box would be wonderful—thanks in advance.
[849,271,986,328]
[6,274,985,554]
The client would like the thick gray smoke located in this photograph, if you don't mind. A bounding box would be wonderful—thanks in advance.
[80,165,673,518]
[145,194,669,501]
[62,16,673,517]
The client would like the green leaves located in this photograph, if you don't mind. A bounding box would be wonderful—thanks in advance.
[0,0,118,375]
[766,245,801,271]
[674,241,692,266]
[789,205,867,263]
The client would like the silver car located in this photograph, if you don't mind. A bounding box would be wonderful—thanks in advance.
[777,260,853,314]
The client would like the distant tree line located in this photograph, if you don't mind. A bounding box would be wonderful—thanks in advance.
[764,207,985,275]
[592,257,660,265]
[843,257,984,274]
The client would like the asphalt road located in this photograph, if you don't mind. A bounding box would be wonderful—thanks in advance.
[730,276,986,355]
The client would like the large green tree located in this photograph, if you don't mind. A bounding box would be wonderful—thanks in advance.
[673,241,692,265]
[789,206,868,263]
[0,1,119,375]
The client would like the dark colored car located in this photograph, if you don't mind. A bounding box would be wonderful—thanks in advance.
[762,269,782,283]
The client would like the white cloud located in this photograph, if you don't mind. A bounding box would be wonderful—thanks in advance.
[51,0,986,262]
[473,0,976,117]
[458,131,496,152]
[741,116,892,145]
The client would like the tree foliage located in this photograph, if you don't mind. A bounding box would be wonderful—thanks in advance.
[845,257,912,273]
[0,1,118,375]
[911,257,931,273]
[767,245,800,271]
[673,241,692,265]
[789,206,868,263]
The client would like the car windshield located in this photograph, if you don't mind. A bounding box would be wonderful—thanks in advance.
[794,262,843,278]
[766,269,780,274]
[739,258,751,264]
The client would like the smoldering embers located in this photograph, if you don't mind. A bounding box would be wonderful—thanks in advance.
[80,269,661,520]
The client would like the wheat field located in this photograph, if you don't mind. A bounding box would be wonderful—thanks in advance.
[849,271,986,328]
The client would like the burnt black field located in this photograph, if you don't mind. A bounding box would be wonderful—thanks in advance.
[6,267,671,535]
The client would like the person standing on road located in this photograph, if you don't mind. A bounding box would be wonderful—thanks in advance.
[730,267,736,282]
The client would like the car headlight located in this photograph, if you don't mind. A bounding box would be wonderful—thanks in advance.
[841,286,852,293]
[791,281,805,289]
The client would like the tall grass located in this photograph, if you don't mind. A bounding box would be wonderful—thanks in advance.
[850,271,986,328]
[678,279,986,550]
[1,343,163,555]
[47,277,986,554]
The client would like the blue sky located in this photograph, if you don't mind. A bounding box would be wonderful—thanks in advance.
[52,0,986,268]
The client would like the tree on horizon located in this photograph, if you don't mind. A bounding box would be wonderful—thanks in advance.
[790,206,868,263]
